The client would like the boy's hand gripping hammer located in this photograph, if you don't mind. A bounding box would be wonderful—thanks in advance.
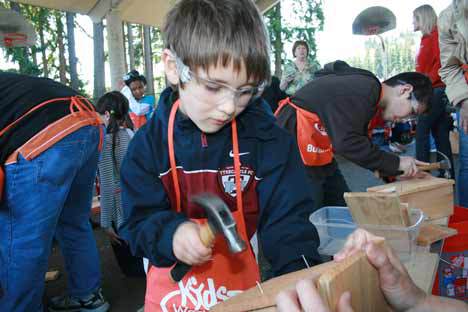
[170,193,247,282]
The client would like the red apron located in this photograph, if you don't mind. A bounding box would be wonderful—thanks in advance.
[144,100,260,312]
[129,112,147,129]
[275,98,333,166]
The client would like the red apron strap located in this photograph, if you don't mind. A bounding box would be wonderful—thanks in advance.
[274,97,292,117]
[167,100,248,235]
[231,118,247,237]
[168,100,182,213]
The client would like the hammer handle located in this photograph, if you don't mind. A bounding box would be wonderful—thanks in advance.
[170,223,214,283]
[417,163,441,171]
[199,223,215,247]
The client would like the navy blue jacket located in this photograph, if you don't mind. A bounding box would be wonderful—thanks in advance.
[120,88,321,277]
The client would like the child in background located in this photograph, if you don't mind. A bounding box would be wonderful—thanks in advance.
[121,70,155,129]
[96,91,144,277]
[120,0,321,311]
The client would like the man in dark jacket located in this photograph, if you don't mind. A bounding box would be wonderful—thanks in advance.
[276,61,433,209]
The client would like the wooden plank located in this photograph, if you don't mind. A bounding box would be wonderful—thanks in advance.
[213,250,390,311]
[400,203,410,227]
[405,252,440,293]
[367,178,454,220]
[318,251,391,312]
[367,177,454,195]
[211,262,336,312]
[417,223,457,246]
[344,192,405,226]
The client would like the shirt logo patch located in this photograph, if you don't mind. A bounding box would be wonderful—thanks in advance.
[218,166,254,197]
[229,150,250,158]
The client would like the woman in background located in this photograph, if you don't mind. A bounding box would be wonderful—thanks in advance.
[413,4,455,178]
[280,40,319,95]
[96,91,144,277]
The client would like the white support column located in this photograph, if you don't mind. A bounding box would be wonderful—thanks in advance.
[106,9,125,90]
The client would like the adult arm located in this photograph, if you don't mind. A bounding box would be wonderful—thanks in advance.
[438,10,468,107]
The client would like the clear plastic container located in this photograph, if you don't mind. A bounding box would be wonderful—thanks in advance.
[309,206,425,262]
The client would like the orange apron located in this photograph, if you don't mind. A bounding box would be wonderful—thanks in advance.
[144,100,260,312]
[0,96,103,201]
[129,112,147,129]
[275,98,333,166]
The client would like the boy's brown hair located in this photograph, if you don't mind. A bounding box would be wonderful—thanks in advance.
[163,0,271,84]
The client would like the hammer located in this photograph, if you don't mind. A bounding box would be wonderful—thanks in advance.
[170,193,247,282]
[416,159,451,172]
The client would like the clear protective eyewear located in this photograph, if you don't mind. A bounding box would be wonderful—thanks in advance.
[172,50,266,107]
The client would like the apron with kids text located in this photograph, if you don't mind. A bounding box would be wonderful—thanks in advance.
[145,100,260,312]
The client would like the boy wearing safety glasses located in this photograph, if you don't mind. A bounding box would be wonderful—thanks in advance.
[119,0,321,310]
[275,61,434,211]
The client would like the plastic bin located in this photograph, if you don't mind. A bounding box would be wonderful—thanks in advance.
[310,206,425,262]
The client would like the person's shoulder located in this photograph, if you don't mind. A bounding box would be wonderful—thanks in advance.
[241,99,294,143]
[438,4,454,34]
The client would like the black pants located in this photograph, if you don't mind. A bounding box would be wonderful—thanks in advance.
[306,165,350,210]
[415,87,455,178]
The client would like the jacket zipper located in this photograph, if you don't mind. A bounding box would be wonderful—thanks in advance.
[201,133,208,148]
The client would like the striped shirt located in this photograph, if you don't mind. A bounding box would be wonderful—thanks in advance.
[98,128,134,229]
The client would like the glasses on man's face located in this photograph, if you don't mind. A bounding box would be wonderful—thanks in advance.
[396,93,420,123]
[188,70,265,108]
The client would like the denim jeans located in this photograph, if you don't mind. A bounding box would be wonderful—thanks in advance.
[0,125,102,311]
[458,112,468,208]
[416,87,455,178]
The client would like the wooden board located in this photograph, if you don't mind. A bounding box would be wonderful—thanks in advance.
[211,262,336,312]
[417,223,458,246]
[212,251,390,311]
[367,177,454,220]
[318,251,391,312]
[344,192,405,226]
[367,177,454,195]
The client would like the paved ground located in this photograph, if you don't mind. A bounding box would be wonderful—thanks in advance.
[44,142,458,311]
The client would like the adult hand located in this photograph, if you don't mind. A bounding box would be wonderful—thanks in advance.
[173,221,212,265]
[398,156,429,178]
[276,273,353,312]
[334,229,426,311]
[105,227,123,246]
[459,99,468,134]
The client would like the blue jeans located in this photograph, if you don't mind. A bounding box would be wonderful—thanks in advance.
[0,126,102,311]
[458,112,468,207]
[416,87,455,178]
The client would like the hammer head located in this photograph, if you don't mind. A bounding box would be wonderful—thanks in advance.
[192,193,247,253]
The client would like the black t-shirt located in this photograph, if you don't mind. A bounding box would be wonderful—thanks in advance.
[0,72,80,164]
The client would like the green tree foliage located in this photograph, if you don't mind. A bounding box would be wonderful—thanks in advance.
[264,0,324,77]
[2,1,88,95]
[347,32,417,80]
